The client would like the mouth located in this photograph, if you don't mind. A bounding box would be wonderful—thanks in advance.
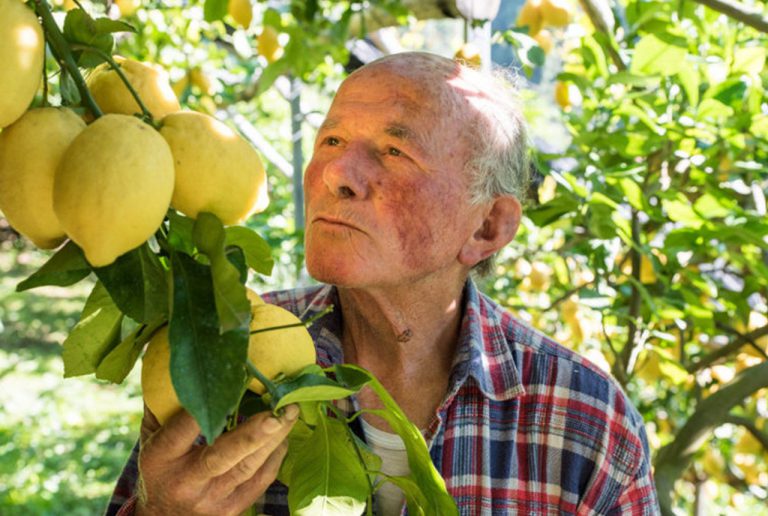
[312,215,363,232]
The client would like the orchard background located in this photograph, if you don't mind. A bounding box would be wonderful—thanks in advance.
[0,0,767,514]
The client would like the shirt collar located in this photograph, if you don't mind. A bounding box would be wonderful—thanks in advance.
[447,279,525,402]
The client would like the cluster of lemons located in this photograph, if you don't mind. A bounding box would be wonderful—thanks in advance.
[0,0,268,267]
[1,0,314,424]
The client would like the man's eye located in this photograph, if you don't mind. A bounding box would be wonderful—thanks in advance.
[324,136,340,146]
[387,147,403,157]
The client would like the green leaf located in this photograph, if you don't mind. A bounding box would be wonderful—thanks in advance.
[62,282,123,378]
[204,0,228,22]
[615,102,664,135]
[587,204,618,239]
[732,46,766,76]
[272,373,360,412]
[606,71,661,88]
[287,415,370,515]
[60,69,82,105]
[95,319,163,383]
[676,61,700,107]
[334,364,459,515]
[693,193,732,219]
[225,226,274,275]
[193,213,251,333]
[630,34,687,75]
[169,251,249,443]
[167,210,196,255]
[278,418,315,485]
[63,9,134,67]
[93,243,168,324]
[526,196,579,227]
[661,195,704,229]
[16,241,91,291]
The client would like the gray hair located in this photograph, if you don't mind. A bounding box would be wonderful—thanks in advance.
[354,52,531,276]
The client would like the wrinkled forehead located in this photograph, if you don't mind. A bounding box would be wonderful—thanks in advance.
[334,54,476,122]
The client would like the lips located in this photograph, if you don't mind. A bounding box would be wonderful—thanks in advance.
[311,213,364,232]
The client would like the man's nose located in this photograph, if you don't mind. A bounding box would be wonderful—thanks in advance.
[322,143,370,200]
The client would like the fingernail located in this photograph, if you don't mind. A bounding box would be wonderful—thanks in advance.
[284,404,299,422]
[262,416,283,434]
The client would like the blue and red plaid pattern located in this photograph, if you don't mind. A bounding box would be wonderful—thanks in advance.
[106,280,659,515]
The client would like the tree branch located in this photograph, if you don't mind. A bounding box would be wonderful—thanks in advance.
[725,414,768,452]
[687,324,768,373]
[691,0,768,33]
[653,361,768,515]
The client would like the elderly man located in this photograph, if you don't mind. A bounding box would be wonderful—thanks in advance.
[107,51,659,515]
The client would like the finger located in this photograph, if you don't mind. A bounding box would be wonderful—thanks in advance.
[199,405,299,479]
[221,442,289,513]
[143,409,202,462]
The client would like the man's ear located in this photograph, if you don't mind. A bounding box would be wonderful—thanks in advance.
[459,195,522,267]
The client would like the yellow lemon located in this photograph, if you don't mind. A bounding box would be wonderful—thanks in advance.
[257,26,283,63]
[53,114,175,267]
[228,0,253,29]
[160,111,268,225]
[0,108,86,248]
[555,80,570,109]
[540,0,573,27]
[141,325,182,424]
[516,0,543,37]
[0,0,45,128]
[248,303,316,394]
[114,0,140,17]
[189,67,214,96]
[86,57,180,119]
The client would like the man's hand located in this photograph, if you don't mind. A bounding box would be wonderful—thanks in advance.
[136,403,299,515]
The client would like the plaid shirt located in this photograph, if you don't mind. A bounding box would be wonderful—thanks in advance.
[106,280,659,515]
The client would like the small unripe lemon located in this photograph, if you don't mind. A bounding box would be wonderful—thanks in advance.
[555,81,571,109]
[160,111,268,225]
[54,114,175,267]
[248,303,316,394]
[0,108,86,248]
[228,0,253,29]
[0,0,45,128]
[257,26,283,63]
[86,57,180,119]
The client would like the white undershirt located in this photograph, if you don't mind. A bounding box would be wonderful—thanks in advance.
[360,418,410,516]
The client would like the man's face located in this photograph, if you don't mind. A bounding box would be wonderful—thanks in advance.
[303,65,486,288]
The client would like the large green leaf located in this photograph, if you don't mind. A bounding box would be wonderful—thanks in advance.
[95,319,165,383]
[287,414,370,515]
[16,241,91,292]
[62,282,123,378]
[93,243,168,324]
[192,212,251,334]
[203,0,228,22]
[168,251,249,443]
[62,9,135,67]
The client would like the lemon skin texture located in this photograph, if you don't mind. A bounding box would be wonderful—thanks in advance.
[160,111,268,225]
[248,303,316,394]
[0,107,86,248]
[0,0,45,128]
[86,57,181,119]
[53,114,175,267]
[141,326,182,425]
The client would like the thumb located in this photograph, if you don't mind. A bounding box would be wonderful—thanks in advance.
[140,403,161,445]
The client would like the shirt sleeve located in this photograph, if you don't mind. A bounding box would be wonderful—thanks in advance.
[605,422,660,515]
[104,439,141,516]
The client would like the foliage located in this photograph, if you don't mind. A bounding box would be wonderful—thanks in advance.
[488,0,768,512]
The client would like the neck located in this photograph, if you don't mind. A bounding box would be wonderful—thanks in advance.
[337,273,468,428]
